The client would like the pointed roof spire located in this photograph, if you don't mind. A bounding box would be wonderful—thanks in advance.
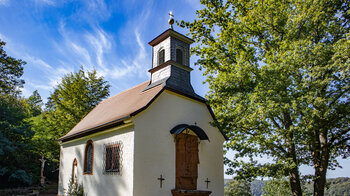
[168,11,174,29]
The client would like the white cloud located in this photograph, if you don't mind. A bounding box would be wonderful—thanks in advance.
[85,27,112,69]
[21,87,32,98]
[71,43,93,67]
[25,55,53,70]
[24,54,73,91]
[82,0,111,21]
[0,0,9,6]
[109,29,149,79]
[34,0,55,6]
[27,82,52,91]
[184,0,203,10]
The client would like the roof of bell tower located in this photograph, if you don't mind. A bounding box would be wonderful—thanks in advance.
[148,29,194,46]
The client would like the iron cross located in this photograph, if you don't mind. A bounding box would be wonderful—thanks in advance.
[158,174,165,188]
[205,178,211,189]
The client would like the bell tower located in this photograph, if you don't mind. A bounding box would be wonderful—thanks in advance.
[146,12,212,196]
[144,12,199,99]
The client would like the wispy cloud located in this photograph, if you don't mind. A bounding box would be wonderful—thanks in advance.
[0,0,9,6]
[71,43,93,68]
[110,29,149,79]
[33,0,56,6]
[0,33,10,44]
[184,0,203,10]
[85,28,112,70]
[25,55,53,70]
[27,82,52,91]
[79,0,111,22]
[24,55,73,89]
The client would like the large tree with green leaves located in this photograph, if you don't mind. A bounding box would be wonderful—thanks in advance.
[0,40,38,187]
[224,179,252,196]
[262,177,293,196]
[181,0,349,196]
[29,68,110,185]
[0,40,26,95]
[45,67,110,138]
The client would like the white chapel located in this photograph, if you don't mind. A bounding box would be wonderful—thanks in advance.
[57,14,227,196]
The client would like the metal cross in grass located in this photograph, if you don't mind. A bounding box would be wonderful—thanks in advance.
[158,174,165,188]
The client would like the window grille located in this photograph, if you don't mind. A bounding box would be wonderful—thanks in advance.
[158,49,165,65]
[84,140,94,174]
[103,141,122,175]
[176,48,183,65]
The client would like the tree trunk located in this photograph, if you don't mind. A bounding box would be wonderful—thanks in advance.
[289,152,303,196]
[289,167,303,196]
[314,166,327,196]
[39,155,46,187]
[284,113,303,196]
[313,131,329,196]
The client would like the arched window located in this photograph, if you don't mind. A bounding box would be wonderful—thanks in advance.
[158,49,165,65]
[176,48,183,65]
[84,140,94,174]
[72,158,78,182]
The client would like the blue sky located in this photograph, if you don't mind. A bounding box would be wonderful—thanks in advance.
[0,0,348,179]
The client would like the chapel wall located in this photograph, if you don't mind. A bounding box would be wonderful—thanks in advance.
[133,91,225,196]
[58,126,134,196]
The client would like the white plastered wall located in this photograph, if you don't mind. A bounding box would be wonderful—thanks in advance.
[152,37,171,68]
[133,91,225,196]
[58,125,134,196]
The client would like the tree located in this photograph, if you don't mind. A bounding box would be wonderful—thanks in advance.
[0,40,37,187]
[262,177,293,196]
[26,90,43,116]
[66,174,84,196]
[224,179,252,196]
[30,113,59,186]
[181,0,349,196]
[31,67,110,185]
[45,67,110,138]
[0,40,26,95]
[0,95,36,187]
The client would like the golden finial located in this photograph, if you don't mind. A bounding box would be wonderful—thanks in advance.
[168,11,174,29]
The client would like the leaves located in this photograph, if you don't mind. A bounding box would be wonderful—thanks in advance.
[183,0,350,195]
[45,67,110,138]
[225,179,253,196]
[0,40,26,96]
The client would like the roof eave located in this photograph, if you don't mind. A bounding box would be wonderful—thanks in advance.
[58,116,131,143]
[148,29,194,46]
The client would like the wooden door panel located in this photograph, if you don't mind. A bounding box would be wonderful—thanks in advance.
[176,133,198,190]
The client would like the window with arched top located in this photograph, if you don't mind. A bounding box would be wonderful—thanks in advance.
[158,49,165,65]
[84,140,94,174]
[176,48,183,65]
[72,158,78,182]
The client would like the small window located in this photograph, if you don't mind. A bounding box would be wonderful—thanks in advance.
[84,140,94,174]
[104,143,121,173]
[176,49,183,65]
[158,49,165,65]
[72,158,78,183]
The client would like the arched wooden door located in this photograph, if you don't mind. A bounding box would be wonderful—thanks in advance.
[175,133,199,190]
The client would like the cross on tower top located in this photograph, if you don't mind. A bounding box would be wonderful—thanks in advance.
[168,11,174,29]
